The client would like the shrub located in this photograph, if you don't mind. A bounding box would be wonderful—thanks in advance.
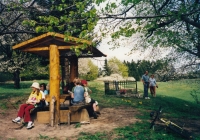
[0,72,13,82]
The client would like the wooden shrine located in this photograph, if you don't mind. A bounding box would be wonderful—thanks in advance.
[12,32,106,126]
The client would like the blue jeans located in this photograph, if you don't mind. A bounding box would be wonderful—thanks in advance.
[143,83,149,97]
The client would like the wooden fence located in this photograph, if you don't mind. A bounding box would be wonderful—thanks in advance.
[104,80,137,95]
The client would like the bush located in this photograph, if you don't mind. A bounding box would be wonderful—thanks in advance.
[0,72,13,82]
[20,65,49,81]
[20,73,49,81]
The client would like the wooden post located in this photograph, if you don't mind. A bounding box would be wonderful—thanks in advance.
[50,96,56,126]
[61,58,65,90]
[49,44,60,126]
[69,57,78,82]
[65,58,70,84]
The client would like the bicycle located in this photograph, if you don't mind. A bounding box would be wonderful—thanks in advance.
[150,106,194,140]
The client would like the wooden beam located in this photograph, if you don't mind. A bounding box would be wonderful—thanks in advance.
[57,46,71,50]
[53,33,92,45]
[13,33,53,49]
[69,57,78,82]
[58,45,85,50]
[23,47,49,52]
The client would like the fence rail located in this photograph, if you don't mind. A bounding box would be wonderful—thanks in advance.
[104,80,137,95]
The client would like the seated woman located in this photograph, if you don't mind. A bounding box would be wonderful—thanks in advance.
[40,83,48,95]
[70,78,85,105]
[12,82,43,129]
[40,83,49,106]
[81,80,99,119]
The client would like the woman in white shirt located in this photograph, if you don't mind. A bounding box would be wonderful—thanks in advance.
[149,74,158,97]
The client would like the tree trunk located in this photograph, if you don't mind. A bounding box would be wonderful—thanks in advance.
[13,69,20,89]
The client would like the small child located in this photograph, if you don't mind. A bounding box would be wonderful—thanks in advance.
[81,80,99,119]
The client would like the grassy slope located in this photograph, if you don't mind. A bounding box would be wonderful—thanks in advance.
[86,80,200,140]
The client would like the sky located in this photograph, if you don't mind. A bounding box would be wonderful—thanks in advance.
[91,36,171,68]
[96,39,144,62]
[91,39,151,68]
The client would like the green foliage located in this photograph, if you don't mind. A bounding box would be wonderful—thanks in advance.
[0,72,13,82]
[102,59,111,76]
[94,0,200,62]
[75,123,81,128]
[36,134,59,140]
[124,59,168,81]
[79,59,98,80]
[23,0,99,56]
[190,89,200,104]
[20,58,49,81]
[108,57,128,77]
[87,60,99,80]
[0,102,7,110]
[78,131,108,140]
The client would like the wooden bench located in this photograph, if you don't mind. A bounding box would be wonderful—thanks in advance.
[31,95,71,124]
[69,103,92,124]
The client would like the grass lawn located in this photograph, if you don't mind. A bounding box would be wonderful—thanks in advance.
[137,79,200,103]
[0,79,200,140]
[87,80,200,140]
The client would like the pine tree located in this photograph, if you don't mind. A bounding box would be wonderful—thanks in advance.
[102,59,111,76]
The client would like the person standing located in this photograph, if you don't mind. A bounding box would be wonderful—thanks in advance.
[142,71,150,99]
[149,74,158,97]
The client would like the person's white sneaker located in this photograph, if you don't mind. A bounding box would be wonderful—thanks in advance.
[145,97,150,99]
[12,117,21,124]
[27,121,34,129]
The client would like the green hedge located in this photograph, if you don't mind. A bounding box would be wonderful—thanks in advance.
[0,72,13,82]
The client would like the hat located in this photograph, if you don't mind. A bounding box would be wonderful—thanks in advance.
[31,82,40,89]
[81,80,87,85]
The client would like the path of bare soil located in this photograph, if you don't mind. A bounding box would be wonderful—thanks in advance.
[0,106,140,140]
[0,100,199,140]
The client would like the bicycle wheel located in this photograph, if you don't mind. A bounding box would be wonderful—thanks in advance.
[150,106,162,129]
[168,124,194,140]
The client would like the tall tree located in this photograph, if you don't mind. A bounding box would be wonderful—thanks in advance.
[108,57,128,77]
[0,0,99,87]
[0,1,38,88]
[125,60,140,81]
[94,0,200,67]
[78,58,98,80]
[24,0,98,42]
[102,58,111,76]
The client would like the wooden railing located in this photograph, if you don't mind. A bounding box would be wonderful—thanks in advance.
[104,80,137,95]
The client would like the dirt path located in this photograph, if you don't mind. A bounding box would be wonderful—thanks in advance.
[0,107,140,140]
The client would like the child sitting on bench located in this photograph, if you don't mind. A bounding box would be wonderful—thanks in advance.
[12,82,43,129]
[81,80,99,119]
